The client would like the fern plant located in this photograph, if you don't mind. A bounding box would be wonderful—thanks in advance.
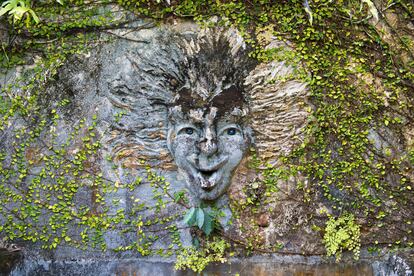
[323,213,361,261]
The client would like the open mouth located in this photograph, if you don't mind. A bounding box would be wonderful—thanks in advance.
[199,169,216,179]
[197,169,220,191]
[187,156,228,192]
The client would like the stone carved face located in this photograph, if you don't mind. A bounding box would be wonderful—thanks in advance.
[167,87,251,201]
[105,27,308,201]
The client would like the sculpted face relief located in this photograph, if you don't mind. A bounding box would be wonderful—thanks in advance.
[105,28,307,202]
[167,89,251,201]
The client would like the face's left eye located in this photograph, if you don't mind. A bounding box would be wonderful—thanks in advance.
[227,128,238,135]
[178,126,198,136]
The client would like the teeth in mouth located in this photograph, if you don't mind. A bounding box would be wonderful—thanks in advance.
[198,170,218,190]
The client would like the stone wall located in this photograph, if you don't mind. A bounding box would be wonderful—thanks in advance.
[0,7,413,274]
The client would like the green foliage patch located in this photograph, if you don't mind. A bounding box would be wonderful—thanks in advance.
[323,213,361,261]
[183,206,216,236]
[174,237,229,273]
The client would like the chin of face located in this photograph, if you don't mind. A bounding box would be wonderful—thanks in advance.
[189,173,231,201]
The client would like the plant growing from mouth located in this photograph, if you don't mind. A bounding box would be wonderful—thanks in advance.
[183,206,216,236]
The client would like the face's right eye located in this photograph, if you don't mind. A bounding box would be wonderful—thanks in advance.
[226,128,237,135]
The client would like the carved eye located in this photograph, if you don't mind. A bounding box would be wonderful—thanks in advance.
[227,128,237,135]
[178,127,197,136]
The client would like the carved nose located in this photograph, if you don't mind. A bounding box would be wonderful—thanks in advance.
[199,124,217,156]
[199,138,218,156]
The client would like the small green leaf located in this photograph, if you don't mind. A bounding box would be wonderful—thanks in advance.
[0,4,13,17]
[183,207,196,226]
[201,212,213,236]
[196,208,205,229]
[10,6,29,20]
[28,9,39,23]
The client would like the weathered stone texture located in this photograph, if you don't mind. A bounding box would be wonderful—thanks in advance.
[1,13,413,274]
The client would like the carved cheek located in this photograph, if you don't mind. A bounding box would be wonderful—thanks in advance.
[219,135,246,165]
[220,135,245,149]
[227,147,244,168]
[173,135,198,158]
